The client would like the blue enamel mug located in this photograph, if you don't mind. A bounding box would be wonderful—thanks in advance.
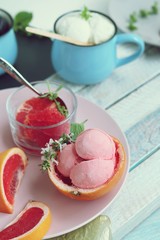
[0,9,18,75]
[51,10,144,85]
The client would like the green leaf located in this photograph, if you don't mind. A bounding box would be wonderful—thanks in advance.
[70,120,87,141]
[139,9,149,18]
[55,100,68,117]
[80,6,92,20]
[13,11,33,33]
[49,215,111,240]
[127,12,138,31]
[40,160,51,171]
[129,12,137,23]
[150,1,159,14]
[127,1,159,31]
[128,23,137,31]
[39,83,68,117]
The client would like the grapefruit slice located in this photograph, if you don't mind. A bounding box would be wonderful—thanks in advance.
[0,201,52,240]
[0,147,28,213]
[48,137,126,200]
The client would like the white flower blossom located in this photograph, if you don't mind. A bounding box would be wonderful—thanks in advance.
[41,147,47,154]
[61,143,67,150]
[49,138,54,145]
[41,155,46,161]
[44,142,51,152]
[59,137,63,142]
[54,140,63,151]
[40,133,74,171]
[51,158,59,165]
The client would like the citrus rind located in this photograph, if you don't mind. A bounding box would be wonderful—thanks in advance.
[0,147,28,213]
[48,137,126,200]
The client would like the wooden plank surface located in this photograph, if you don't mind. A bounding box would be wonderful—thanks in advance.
[48,46,160,109]
[104,150,160,240]
[107,75,160,131]
[123,207,160,240]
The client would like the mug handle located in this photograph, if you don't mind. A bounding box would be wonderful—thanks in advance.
[115,33,145,68]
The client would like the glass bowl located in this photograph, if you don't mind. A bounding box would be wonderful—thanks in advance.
[6,81,77,156]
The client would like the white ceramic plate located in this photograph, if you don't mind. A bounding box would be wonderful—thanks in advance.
[108,0,160,47]
[0,88,129,238]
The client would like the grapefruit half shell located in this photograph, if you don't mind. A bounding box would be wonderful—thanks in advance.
[48,137,126,200]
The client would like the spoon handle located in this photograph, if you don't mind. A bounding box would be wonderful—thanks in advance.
[0,58,42,96]
[26,26,93,46]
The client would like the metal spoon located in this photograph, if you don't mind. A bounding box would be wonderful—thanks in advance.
[0,58,42,96]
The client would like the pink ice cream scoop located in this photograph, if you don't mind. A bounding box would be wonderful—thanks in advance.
[57,143,81,177]
[75,128,115,160]
[70,159,114,189]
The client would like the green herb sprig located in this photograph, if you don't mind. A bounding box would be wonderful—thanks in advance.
[80,6,92,20]
[128,12,138,31]
[40,121,86,171]
[127,1,159,31]
[14,11,33,35]
[150,1,159,14]
[40,83,68,117]
[40,83,62,101]
[70,120,87,141]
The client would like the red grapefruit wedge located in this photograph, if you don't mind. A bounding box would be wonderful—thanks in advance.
[0,201,52,240]
[0,147,28,213]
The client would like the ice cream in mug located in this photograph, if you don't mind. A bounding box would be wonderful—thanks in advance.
[55,11,116,44]
[51,9,145,85]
